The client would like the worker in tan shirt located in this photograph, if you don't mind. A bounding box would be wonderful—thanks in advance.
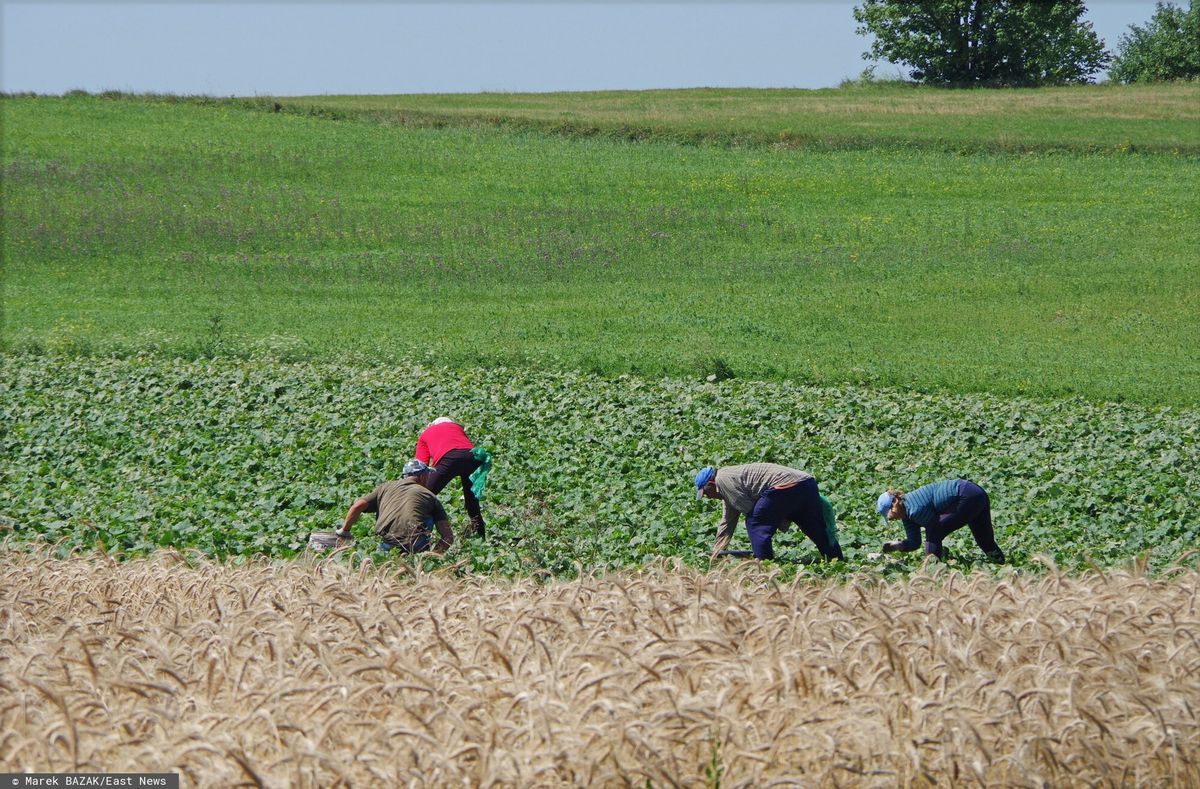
[695,462,843,562]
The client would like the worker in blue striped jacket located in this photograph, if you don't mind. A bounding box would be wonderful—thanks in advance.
[875,479,1005,564]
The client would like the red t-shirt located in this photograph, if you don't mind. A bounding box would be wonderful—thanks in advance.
[415,421,474,466]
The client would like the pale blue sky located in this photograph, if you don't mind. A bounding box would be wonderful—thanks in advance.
[1,1,1160,95]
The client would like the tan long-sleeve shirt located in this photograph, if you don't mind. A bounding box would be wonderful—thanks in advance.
[710,463,813,557]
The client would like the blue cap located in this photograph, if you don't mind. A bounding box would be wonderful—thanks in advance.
[403,459,434,477]
[695,466,716,499]
[876,491,894,522]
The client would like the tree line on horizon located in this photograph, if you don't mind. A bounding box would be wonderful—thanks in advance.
[853,0,1199,87]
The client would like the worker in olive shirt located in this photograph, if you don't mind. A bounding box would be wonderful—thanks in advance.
[695,463,843,562]
[335,459,454,553]
[876,478,1005,563]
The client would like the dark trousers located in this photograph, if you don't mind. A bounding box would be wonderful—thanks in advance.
[380,531,431,554]
[426,448,485,536]
[746,477,843,561]
[926,480,1003,560]
[380,517,433,554]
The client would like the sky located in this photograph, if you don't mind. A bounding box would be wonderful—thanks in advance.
[1,1,1162,96]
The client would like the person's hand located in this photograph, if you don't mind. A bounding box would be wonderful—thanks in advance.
[334,526,352,540]
[882,540,905,553]
[710,531,732,559]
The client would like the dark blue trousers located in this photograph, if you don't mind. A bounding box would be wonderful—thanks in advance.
[746,478,843,561]
[925,480,1003,560]
[379,522,432,554]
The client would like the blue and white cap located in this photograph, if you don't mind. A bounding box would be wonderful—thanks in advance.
[876,491,895,523]
[403,459,434,477]
[695,466,716,499]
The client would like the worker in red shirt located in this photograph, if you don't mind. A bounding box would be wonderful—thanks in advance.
[416,417,492,538]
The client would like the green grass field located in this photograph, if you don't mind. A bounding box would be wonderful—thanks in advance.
[4,89,1198,404]
[286,83,1200,154]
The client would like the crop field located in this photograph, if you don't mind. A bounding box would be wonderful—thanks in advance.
[2,552,1198,786]
[3,354,1197,573]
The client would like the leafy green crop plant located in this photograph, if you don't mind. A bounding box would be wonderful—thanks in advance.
[2,354,1196,574]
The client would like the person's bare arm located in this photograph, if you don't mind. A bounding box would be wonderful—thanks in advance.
[335,498,370,537]
[432,519,454,553]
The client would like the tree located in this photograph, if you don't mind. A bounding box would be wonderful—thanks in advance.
[1109,1,1200,82]
[853,0,1110,86]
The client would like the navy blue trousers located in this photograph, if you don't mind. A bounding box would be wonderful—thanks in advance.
[925,480,1003,559]
[379,521,433,554]
[746,477,843,561]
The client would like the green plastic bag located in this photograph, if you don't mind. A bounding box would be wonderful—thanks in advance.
[819,494,840,550]
[469,447,492,499]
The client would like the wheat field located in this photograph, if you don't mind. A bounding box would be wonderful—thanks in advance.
[1,551,1197,787]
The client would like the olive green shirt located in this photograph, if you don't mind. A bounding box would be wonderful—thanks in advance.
[363,478,448,546]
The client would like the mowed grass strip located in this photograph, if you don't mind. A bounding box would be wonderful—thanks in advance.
[3,551,1199,785]
[286,83,1200,154]
[3,95,1199,403]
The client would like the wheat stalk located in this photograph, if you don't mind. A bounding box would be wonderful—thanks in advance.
[1,551,1198,786]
